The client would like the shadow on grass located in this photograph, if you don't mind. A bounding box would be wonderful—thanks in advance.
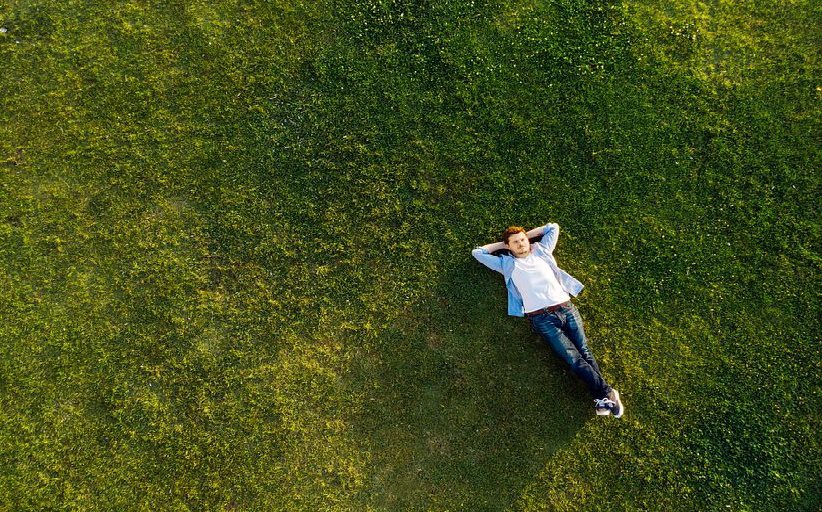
[348,255,595,510]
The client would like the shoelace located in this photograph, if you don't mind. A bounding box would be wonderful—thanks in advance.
[594,398,615,408]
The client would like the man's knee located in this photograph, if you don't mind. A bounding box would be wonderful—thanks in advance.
[566,354,588,372]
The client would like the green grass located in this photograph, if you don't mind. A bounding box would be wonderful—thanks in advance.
[1,0,819,510]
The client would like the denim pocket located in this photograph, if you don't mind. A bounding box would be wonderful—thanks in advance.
[528,313,550,334]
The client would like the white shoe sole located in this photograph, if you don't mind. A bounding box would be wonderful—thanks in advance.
[611,390,624,418]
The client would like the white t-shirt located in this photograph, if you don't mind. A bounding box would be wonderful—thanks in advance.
[510,252,571,313]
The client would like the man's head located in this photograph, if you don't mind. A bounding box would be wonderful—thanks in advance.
[502,226,531,258]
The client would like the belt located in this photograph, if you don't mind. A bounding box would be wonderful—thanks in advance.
[525,301,572,318]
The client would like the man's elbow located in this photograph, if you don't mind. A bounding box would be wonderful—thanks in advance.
[544,223,560,237]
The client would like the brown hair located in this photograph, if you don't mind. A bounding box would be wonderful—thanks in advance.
[502,226,526,244]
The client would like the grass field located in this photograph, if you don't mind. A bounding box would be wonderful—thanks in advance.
[1,0,819,510]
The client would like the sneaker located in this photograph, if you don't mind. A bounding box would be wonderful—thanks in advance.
[593,397,613,416]
[607,389,624,418]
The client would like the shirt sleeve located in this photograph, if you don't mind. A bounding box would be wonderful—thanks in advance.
[536,223,559,253]
[471,247,504,274]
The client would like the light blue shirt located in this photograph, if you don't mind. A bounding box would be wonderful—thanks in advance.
[471,223,584,317]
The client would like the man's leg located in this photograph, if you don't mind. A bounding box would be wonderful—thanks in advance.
[559,302,624,417]
[530,311,611,399]
[561,302,605,379]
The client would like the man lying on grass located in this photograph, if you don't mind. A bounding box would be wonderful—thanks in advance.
[472,223,624,418]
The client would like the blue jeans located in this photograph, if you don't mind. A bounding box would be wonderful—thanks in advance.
[529,301,611,400]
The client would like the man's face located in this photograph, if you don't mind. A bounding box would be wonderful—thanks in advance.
[505,231,531,258]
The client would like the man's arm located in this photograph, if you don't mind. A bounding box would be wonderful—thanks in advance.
[525,225,546,239]
[536,223,560,253]
[471,240,505,273]
[479,241,506,253]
